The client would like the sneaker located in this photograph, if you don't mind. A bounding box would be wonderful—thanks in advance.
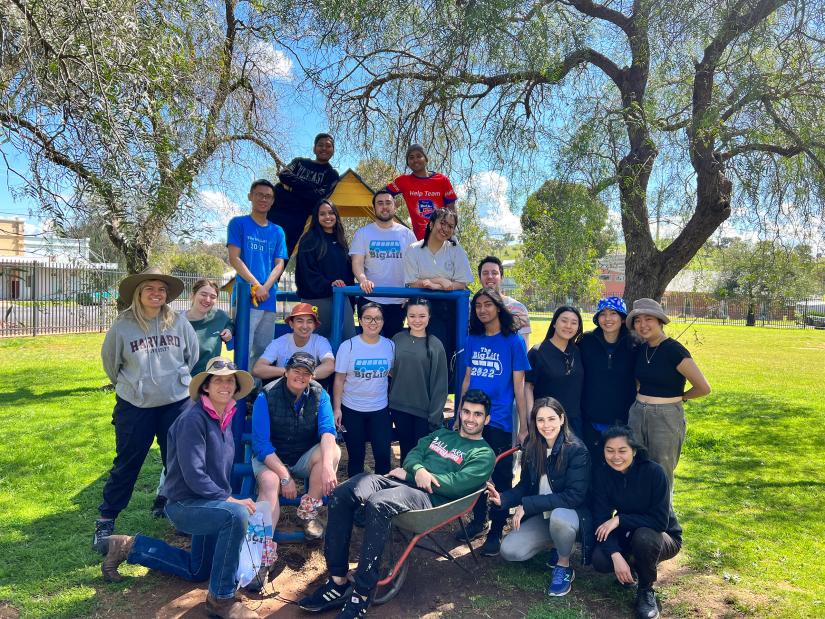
[150,495,167,519]
[478,533,501,557]
[298,578,352,613]
[547,565,574,597]
[455,518,490,542]
[335,590,371,619]
[92,518,115,555]
[545,547,559,568]
[635,587,660,619]
[101,535,134,582]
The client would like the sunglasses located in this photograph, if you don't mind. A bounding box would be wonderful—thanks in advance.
[209,360,237,371]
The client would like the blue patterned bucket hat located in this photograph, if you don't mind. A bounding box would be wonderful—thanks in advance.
[593,296,628,325]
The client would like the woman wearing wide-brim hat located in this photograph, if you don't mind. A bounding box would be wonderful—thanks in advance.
[101,357,261,619]
[626,298,710,495]
[94,267,200,554]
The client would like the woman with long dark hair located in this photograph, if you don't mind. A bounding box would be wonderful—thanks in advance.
[579,297,637,457]
[526,305,585,438]
[403,207,473,373]
[295,199,355,340]
[456,288,530,555]
[488,397,591,597]
[389,298,449,462]
[592,425,682,619]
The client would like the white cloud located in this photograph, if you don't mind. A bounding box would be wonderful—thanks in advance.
[194,190,245,241]
[247,41,293,80]
[458,170,522,238]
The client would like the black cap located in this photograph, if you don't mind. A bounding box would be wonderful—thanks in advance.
[285,351,317,373]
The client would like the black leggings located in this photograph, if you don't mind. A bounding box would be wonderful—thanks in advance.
[591,527,681,588]
[391,409,431,464]
[341,405,393,478]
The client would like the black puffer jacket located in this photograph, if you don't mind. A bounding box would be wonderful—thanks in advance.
[496,433,594,564]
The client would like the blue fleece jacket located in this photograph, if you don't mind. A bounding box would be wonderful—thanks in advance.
[162,400,235,502]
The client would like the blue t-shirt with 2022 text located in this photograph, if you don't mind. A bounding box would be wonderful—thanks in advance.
[466,332,530,432]
[227,215,288,313]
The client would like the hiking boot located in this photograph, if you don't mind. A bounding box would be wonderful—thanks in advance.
[335,589,372,619]
[205,593,259,619]
[547,565,574,597]
[455,518,490,542]
[101,535,134,582]
[298,578,352,613]
[150,495,168,518]
[303,517,325,540]
[635,587,660,619]
[92,518,115,555]
[479,532,501,557]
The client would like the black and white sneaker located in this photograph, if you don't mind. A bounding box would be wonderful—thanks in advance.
[298,578,352,613]
[92,518,115,555]
[335,590,371,618]
[635,587,660,619]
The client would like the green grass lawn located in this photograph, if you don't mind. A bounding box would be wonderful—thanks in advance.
[1,326,824,617]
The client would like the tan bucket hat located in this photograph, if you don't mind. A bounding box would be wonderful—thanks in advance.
[626,298,670,330]
[188,356,255,400]
[118,267,185,306]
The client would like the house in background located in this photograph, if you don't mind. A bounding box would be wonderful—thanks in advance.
[0,218,118,301]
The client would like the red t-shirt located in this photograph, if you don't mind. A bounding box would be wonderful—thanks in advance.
[387,173,457,239]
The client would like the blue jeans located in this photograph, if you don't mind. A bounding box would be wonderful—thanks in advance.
[127,498,249,599]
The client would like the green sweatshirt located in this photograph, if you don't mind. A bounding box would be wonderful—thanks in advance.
[181,309,234,375]
[402,428,495,506]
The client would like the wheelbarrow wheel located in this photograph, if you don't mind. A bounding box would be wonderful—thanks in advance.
[372,528,410,605]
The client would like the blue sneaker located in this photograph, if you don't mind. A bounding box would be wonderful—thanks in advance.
[547,565,574,597]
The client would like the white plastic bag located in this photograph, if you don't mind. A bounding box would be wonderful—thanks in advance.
[236,501,276,588]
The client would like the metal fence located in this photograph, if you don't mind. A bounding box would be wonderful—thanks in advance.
[509,288,825,329]
[1,259,822,337]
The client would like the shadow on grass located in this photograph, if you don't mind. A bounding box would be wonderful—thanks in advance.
[0,386,106,406]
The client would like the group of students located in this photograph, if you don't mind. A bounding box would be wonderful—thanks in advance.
[89,133,712,619]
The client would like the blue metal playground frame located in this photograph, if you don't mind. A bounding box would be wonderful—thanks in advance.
[230,279,471,494]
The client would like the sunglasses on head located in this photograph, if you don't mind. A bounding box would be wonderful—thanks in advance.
[209,360,237,371]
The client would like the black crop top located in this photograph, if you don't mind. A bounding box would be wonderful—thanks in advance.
[634,338,691,397]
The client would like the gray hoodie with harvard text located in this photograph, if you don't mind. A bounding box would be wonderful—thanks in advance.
[101,311,199,408]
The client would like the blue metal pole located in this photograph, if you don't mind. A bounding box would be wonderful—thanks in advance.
[453,289,470,398]
[231,277,252,491]
[330,286,345,352]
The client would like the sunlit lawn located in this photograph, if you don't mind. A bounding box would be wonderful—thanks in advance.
[0,325,823,617]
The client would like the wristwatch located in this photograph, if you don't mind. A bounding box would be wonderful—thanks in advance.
[280,476,291,486]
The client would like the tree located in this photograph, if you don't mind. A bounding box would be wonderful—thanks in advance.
[284,0,825,302]
[513,180,613,301]
[166,250,228,277]
[1,0,285,273]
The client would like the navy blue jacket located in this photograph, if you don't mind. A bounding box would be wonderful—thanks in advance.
[162,400,235,502]
[579,326,637,425]
[496,434,594,564]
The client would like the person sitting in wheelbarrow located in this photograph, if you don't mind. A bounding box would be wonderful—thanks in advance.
[298,389,496,618]
[251,351,341,540]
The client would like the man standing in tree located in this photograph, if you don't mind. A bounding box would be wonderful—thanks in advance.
[269,133,340,256]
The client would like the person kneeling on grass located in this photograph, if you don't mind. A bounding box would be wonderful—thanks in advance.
[101,357,259,619]
[591,426,682,619]
[297,389,496,619]
[487,397,593,597]
[252,352,341,541]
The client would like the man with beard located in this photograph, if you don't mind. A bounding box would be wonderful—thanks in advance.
[350,190,417,338]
